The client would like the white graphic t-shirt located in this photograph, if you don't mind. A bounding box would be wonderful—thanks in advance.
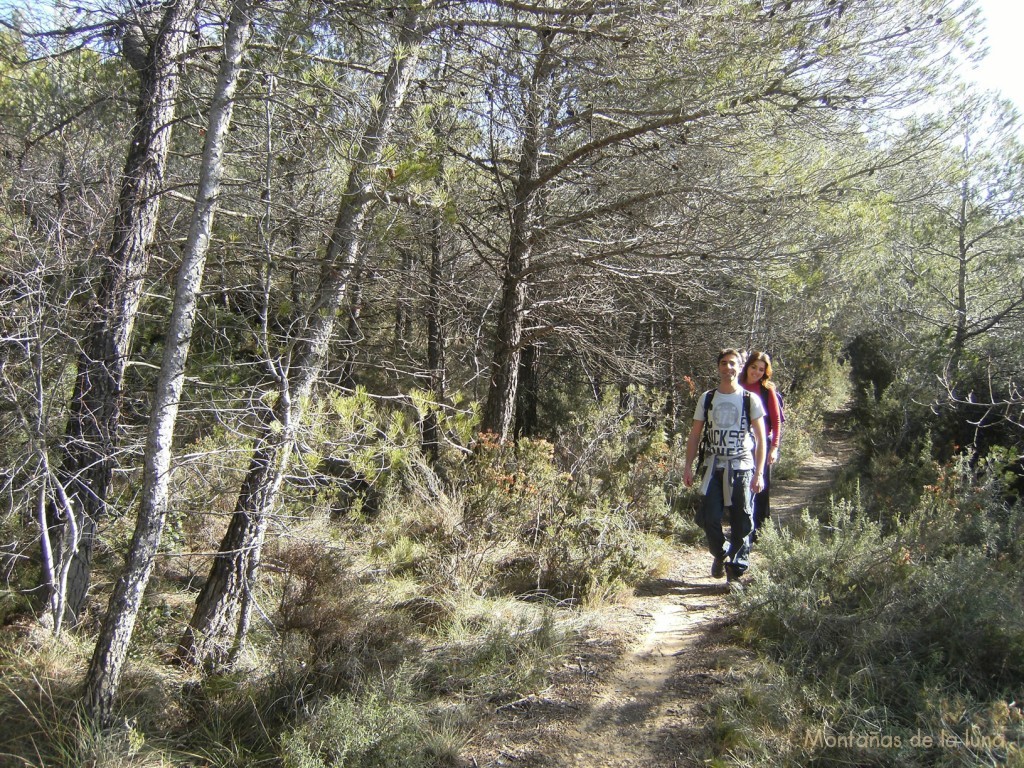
[694,390,766,471]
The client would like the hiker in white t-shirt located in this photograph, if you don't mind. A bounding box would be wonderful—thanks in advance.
[683,348,767,587]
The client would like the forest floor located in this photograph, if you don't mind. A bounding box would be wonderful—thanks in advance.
[469,407,857,768]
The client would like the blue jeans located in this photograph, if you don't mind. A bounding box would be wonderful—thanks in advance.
[700,468,755,574]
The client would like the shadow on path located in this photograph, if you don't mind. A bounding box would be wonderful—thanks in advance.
[635,578,727,600]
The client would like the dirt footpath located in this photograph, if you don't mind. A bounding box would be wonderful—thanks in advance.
[471,415,854,768]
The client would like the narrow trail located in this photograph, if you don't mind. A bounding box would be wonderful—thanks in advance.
[771,407,857,527]
[476,407,856,768]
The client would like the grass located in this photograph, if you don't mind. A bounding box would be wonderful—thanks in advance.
[0,525,604,766]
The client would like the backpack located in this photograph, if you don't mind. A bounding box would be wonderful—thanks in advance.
[756,386,785,429]
[696,389,752,472]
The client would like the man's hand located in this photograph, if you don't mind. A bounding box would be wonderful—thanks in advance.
[750,473,764,493]
[683,466,694,488]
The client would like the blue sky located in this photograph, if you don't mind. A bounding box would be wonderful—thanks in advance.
[970,0,1024,113]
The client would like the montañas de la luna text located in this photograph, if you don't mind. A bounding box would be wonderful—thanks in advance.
[805,729,1010,751]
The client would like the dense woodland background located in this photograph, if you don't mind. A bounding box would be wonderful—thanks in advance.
[1,0,1023,765]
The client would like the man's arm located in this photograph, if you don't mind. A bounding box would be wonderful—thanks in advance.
[751,416,767,492]
[682,419,704,488]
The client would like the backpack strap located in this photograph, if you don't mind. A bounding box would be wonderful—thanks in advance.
[698,390,754,470]
[703,390,715,417]
[701,390,715,435]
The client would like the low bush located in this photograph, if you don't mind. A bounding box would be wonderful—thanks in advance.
[279,684,436,768]
[715,469,1024,768]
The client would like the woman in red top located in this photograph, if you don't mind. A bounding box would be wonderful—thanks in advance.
[741,351,782,538]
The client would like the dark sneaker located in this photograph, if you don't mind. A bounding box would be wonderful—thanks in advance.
[711,555,725,578]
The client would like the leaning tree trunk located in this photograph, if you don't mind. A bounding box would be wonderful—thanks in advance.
[177,6,428,669]
[51,0,200,631]
[333,274,365,391]
[83,0,254,724]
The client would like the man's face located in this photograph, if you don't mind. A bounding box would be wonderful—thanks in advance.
[718,354,741,382]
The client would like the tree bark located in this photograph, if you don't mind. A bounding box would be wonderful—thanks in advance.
[52,0,201,631]
[83,0,254,723]
[664,319,678,437]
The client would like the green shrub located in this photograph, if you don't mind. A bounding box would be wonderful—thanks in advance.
[739,503,906,669]
[901,449,1024,564]
[461,432,664,600]
[708,654,1024,768]
[279,686,443,768]
[486,507,665,601]
[720,483,1024,768]
[747,490,1024,693]
[891,554,1024,697]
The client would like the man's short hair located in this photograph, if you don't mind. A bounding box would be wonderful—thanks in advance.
[717,347,744,363]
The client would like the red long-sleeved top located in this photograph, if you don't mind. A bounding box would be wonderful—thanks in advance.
[742,381,782,447]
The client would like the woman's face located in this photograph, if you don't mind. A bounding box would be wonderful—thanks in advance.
[746,360,767,384]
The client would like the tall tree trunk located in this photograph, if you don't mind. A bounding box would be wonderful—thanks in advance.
[52,0,200,631]
[482,246,529,440]
[664,318,678,437]
[332,272,364,392]
[480,33,554,441]
[83,0,254,723]
[394,247,413,355]
[951,174,970,372]
[422,215,447,462]
[515,343,540,439]
[178,6,427,669]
